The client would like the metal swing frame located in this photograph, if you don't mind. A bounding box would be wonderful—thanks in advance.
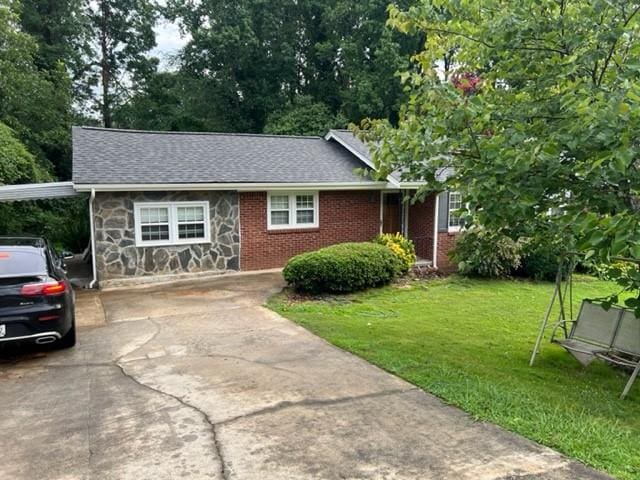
[529,253,640,399]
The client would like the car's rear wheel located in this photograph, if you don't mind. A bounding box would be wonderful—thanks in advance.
[56,319,76,349]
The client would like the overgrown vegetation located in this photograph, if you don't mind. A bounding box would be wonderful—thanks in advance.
[283,242,402,293]
[269,276,640,480]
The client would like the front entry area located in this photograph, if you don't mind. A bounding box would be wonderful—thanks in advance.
[382,192,402,234]
[382,191,435,263]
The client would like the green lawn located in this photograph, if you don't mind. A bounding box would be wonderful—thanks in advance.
[268,276,640,480]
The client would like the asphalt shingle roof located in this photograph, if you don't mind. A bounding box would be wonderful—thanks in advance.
[72,127,376,185]
[327,129,373,163]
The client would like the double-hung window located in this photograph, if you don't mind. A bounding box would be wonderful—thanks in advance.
[134,201,210,246]
[448,191,463,232]
[267,192,318,230]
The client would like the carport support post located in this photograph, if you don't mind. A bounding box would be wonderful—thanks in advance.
[88,188,98,288]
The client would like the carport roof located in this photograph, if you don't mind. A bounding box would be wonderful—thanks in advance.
[72,127,379,186]
[0,181,80,202]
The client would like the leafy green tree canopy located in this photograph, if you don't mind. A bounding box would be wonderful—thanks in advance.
[0,122,51,184]
[0,0,72,178]
[363,0,640,305]
[264,96,346,136]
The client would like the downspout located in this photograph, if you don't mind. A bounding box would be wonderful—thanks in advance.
[88,188,98,288]
[379,192,384,234]
[402,190,409,237]
[432,193,439,269]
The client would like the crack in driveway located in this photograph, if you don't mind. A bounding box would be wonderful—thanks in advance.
[215,387,420,426]
[108,360,418,480]
[114,362,230,480]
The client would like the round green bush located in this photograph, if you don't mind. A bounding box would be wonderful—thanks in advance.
[283,242,403,293]
[451,228,521,278]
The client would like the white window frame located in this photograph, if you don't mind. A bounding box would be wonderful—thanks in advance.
[267,191,319,230]
[134,201,211,247]
[448,191,463,232]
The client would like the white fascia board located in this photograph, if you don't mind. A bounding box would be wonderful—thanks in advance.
[324,131,377,170]
[73,182,395,192]
[324,132,400,187]
[398,181,428,188]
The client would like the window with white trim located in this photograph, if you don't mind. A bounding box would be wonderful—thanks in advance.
[448,192,463,231]
[267,192,318,230]
[134,201,210,246]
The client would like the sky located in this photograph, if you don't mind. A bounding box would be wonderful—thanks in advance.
[150,18,190,70]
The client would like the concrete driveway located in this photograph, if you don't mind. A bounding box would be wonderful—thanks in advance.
[0,272,610,480]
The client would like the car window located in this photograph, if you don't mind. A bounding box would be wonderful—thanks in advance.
[0,248,48,277]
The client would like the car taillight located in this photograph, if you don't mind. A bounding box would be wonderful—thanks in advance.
[20,281,66,296]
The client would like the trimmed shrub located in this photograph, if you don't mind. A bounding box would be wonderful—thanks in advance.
[374,233,417,274]
[451,228,521,278]
[283,242,402,293]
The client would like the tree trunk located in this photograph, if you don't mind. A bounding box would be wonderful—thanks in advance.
[100,0,111,128]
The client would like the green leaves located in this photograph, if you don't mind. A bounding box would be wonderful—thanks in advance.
[367,0,640,296]
[0,122,51,185]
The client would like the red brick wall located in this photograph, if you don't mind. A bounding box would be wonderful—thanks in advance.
[239,191,381,271]
[437,232,460,273]
[407,193,436,260]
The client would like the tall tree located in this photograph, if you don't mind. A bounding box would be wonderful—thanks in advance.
[84,0,157,127]
[0,0,72,177]
[315,0,421,123]
[166,0,308,132]
[364,0,640,305]
[19,0,90,77]
[113,71,232,131]
[164,0,420,133]
[264,95,346,136]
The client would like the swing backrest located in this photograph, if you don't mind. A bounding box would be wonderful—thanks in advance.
[611,309,640,356]
[571,301,623,347]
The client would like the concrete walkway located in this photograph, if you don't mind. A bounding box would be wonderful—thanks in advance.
[0,272,610,480]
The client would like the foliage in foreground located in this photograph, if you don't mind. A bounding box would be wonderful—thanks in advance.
[269,276,640,479]
[283,242,402,293]
[361,0,640,307]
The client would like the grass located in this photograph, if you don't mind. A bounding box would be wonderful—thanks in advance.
[268,275,640,480]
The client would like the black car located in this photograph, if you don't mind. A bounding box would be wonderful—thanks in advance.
[0,237,75,349]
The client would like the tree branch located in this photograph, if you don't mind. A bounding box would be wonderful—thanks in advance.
[597,4,640,86]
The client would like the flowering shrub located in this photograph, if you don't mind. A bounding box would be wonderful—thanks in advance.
[374,233,416,274]
[451,72,481,95]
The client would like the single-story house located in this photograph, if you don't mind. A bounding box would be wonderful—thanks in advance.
[70,127,461,287]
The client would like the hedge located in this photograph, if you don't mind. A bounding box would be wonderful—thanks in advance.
[283,242,402,293]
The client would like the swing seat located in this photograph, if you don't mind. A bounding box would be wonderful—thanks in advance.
[594,309,640,399]
[552,301,623,367]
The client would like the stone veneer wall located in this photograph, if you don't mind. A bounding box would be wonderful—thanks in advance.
[94,191,239,281]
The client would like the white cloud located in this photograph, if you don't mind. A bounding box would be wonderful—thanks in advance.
[151,19,190,70]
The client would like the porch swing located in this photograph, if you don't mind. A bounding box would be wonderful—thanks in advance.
[529,253,640,399]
